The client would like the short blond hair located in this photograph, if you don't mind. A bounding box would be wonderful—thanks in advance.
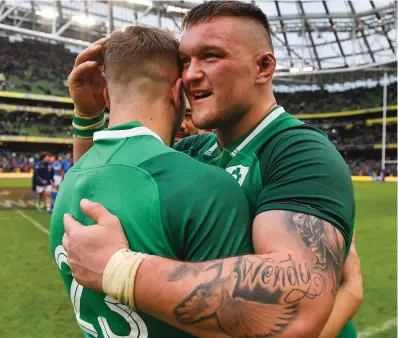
[104,25,180,85]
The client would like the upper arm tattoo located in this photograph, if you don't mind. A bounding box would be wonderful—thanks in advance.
[293,213,345,294]
[167,211,346,337]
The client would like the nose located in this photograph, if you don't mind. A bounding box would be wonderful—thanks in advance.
[183,59,204,87]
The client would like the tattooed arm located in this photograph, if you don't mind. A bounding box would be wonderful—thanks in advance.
[319,233,362,338]
[132,210,346,338]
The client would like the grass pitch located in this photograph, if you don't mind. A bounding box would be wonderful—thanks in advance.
[0,178,396,337]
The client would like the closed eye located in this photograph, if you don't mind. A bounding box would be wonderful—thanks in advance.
[204,53,218,60]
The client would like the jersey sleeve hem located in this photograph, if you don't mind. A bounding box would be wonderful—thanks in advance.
[256,202,349,246]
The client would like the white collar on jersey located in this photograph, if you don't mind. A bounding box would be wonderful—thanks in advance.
[93,126,165,144]
[231,106,285,156]
[206,106,286,157]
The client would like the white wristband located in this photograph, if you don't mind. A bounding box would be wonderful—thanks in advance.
[102,248,148,310]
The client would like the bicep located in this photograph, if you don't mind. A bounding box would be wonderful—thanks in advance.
[253,210,346,293]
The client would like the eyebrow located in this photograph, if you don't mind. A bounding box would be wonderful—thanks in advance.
[179,44,227,57]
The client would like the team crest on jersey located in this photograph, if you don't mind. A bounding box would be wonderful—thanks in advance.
[226,165,249,186]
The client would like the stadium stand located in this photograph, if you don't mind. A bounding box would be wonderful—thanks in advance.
[275,85,397,114]
[0,32,396,177]
[0,36,75,96]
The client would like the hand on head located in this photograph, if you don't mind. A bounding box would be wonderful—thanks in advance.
[68,37,109,116]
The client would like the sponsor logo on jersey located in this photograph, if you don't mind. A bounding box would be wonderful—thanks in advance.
[226,165,249,186]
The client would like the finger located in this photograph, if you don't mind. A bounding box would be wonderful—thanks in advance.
[91,36,110,48]
[62,233,69,252]
[74,44,105,68]
[68,61,99,85]
[80,199,117,227]
[64,213,84,235]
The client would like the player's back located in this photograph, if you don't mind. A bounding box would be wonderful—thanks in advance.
[50,121,253,338]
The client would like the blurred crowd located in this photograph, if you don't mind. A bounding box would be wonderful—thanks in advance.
[0,35,396,177]
[345,157,397,177]
[0,151,35,173]
[0,150,72,173]
[0,111,73,138]
[275,84,397,114]
[0,36,75,96]
[325,125,397,149]
[0,35,396,115]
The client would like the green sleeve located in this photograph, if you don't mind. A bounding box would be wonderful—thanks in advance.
[257,129,355,247]
[172,134,211,154]
[140,152,253,261]
[173,136,196,152]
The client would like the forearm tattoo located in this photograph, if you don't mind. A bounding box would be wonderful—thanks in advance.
[167,212,346,337]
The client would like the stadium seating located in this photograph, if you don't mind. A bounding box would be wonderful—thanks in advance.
[0,150,36,173]
[275,84,397,114]
[0,110,73,138]
[0,35,396,114]
[0,36,396,176]
[0,36,75,96]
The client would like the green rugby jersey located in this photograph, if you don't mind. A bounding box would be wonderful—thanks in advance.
[50,121,252,338]
[174,105,356,338]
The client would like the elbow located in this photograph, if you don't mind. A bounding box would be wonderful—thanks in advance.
[287,305,333,338]
[290,320,325,338]
[344,282,363,317]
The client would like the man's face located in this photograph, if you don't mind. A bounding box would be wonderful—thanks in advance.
[179,17,258,130]
[181,112,198,136]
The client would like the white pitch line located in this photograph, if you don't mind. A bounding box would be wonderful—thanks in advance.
[14,209,50,235]
[358,318,397,338]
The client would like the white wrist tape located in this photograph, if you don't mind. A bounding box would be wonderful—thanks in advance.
[102,248,148,310]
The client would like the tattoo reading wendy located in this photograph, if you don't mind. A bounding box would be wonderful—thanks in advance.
[168,212,345,337]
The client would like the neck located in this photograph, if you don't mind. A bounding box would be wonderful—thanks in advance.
[108,95,174,145]
[216,95,277,148]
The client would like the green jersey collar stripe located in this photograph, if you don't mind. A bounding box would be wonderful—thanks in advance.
[93,126,165,144]
[204,142,218,156]
[230,106,285,157]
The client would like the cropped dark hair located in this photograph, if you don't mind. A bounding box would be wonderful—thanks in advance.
[182,0,273,52]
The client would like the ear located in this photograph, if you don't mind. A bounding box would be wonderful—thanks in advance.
[171,78,186,112]
[255,52,276,84]
[103,86,110,109]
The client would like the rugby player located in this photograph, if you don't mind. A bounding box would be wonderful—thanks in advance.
[33,152,53,212]
[51,155,63,203]
[64,2,362,337]
[50,25,253,338]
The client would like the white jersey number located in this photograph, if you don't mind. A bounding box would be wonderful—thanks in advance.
[55,245,148,338]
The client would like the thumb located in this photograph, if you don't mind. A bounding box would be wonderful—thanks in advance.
[80,199,117,228]
[64,213,84,235]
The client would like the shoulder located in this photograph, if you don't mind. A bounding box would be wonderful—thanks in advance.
[259,125,349,180]
[256,125,354,245]
[141,150,244,194]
